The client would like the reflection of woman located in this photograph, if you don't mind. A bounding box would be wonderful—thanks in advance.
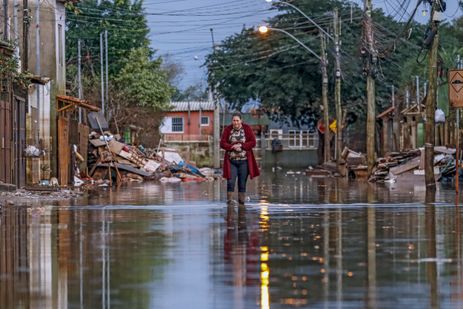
[220,112,260,205]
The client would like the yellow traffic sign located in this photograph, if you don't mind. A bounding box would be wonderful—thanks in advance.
[329,120,337,133]
[449,70,463,108]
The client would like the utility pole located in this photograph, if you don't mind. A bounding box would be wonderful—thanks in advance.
[105,30,109,109]
[22,0,29,72]
[391,85,395,108]
[334,8,342,173]
[78,39,82,122]
[363,0,377,173]
[36,0,40,140]
[3,0,8,40]
[406,87,410,107]
[210,28,220,169]
[100,32,105,115]
[320,33,330,164]
[456,55,461,193]
[424,0,440,189]
[416,75,420,112]
[13,0,20,68]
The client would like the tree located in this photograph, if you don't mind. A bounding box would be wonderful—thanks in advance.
[66,0,150,77]
[114,47,172,109]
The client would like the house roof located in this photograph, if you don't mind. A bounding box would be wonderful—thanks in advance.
[169,101,215,112]
[221,112,270,126]
[401,103,425,115]
[376,106,395,119]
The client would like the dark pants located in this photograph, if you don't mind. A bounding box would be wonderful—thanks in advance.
[227,160,249,193]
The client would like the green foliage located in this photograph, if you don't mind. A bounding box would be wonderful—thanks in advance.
[65,0,174,115]
[66,0,150,76]
[0,55,31,89]
[114,47,173,110]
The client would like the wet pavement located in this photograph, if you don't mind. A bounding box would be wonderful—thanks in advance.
[2,170,463,308]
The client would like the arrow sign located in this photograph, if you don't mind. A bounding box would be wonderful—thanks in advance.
[449,70,463,108]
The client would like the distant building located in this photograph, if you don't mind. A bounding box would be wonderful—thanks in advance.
[160,101,216,142]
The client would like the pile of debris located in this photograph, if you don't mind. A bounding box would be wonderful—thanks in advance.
[342,147,368,179]
[368,149,421,183]
[86,135,214,185]
[368,147,456,183]
[77,113,216,186]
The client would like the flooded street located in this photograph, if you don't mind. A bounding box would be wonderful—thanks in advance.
[2,170,463,308]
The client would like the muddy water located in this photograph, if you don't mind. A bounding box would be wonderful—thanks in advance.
[1,171,463,308]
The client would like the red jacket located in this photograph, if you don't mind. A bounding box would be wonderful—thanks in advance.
[220,123,260,180]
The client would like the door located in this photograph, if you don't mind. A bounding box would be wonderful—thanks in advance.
[0,81,12,184]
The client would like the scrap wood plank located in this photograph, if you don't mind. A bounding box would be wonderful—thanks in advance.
[108,140,125,155]
[390,157,420,175]
[97,163,153,177]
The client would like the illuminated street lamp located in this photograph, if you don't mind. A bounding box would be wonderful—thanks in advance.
[264,0,334,42]
[258,25,321,61]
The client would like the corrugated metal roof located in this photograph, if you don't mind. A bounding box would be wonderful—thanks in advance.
[169,101,215,112]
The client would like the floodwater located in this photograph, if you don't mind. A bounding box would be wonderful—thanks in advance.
[2,170,463,308]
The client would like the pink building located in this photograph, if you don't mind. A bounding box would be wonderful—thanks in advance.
[160,101,215,141]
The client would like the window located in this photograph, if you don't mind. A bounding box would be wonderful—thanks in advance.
[172,117,183,132]
[201,116,209,126]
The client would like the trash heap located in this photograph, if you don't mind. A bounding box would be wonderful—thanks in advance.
[86,135,215,185]
[368,147,456,183]
[78,112,216,186]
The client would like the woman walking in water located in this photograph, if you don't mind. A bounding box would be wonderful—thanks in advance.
[220,112,260,205]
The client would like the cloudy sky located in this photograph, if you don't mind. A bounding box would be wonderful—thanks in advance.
[146,0,461,90]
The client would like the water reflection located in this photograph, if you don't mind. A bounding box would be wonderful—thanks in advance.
[3,170,463,308]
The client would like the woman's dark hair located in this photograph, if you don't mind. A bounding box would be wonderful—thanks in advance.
[232,112,242,119]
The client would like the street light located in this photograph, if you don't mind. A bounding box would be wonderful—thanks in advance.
[258,25,321,61]
[264,0,334,42]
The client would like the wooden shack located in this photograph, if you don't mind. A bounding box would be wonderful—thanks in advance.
[400,103,425,151]
[56,95,100,186]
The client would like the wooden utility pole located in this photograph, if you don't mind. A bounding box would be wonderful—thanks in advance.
[320,34,330,163]
[424,1,439,189]
[363,0,376,173]
[22,0,30,71]
[210,28,220,169]
[334,8,343,173]
[100,32,105,115]
[3,0,8,40]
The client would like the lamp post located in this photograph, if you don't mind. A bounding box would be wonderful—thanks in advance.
[265,0,333,41]
[258,25,330,164]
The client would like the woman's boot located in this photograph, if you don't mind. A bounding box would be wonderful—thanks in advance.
[227,192,234,204]
[238,192,246,205]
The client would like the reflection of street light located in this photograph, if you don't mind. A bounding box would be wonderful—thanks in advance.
[258,25,321,61]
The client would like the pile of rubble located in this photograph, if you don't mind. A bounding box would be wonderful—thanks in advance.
[369,147,456,183]
[84,132,216,186]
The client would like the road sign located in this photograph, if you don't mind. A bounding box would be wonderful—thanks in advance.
[449,70,463,108]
